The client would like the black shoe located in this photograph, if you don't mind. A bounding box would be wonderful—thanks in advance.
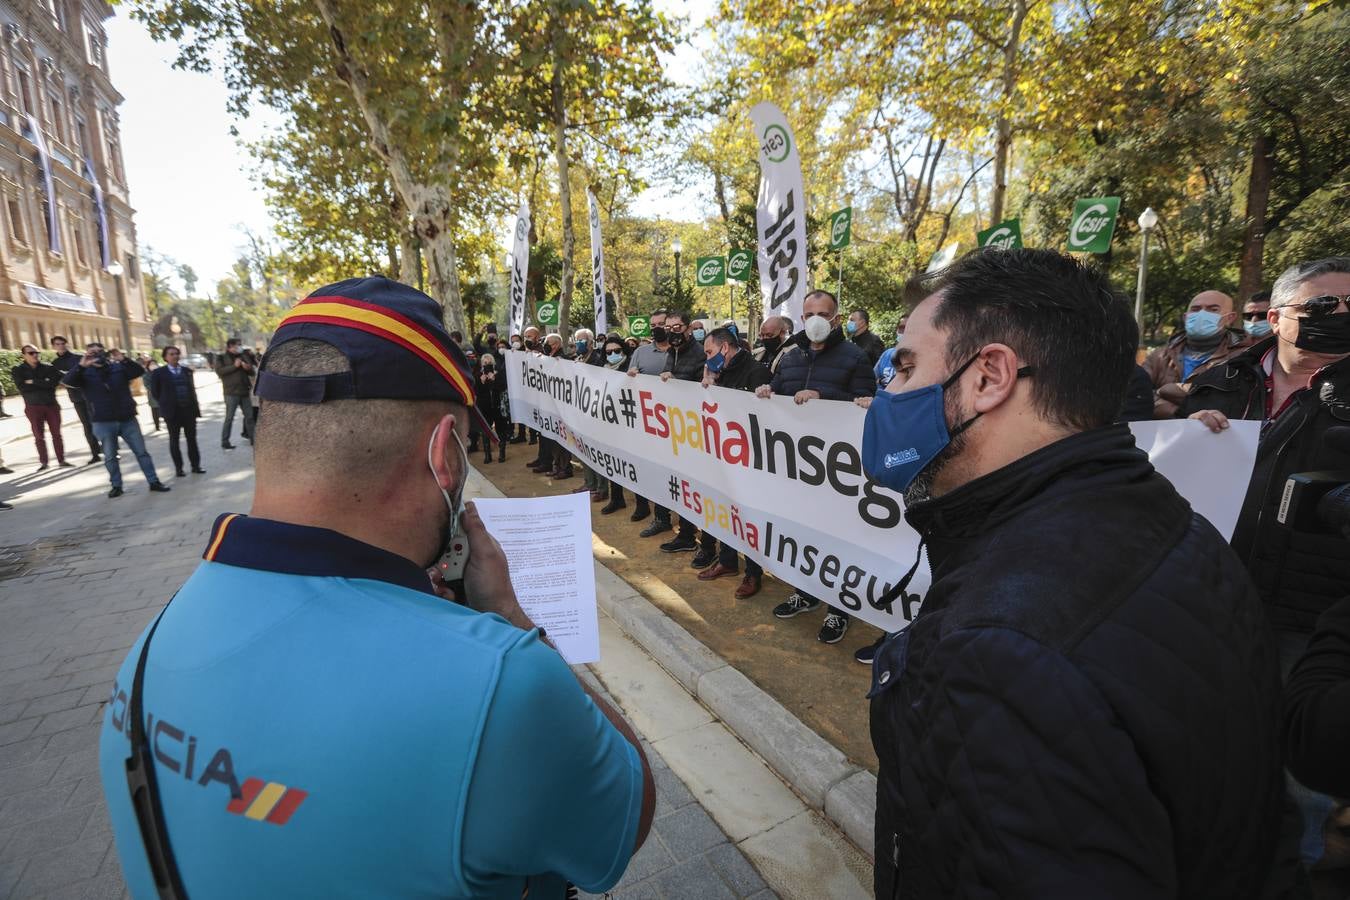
[528,435,537,445]
[87,456,101,465]
[509,435,526,444]
[192,467,207,474]
[854,637,884,665]
[37,464,49,472]
[108,486,124,498]
[818,613,850,644]
[600,498,626,515]
[175,469,187,477]
[690,548,716,569]
[660,535,697,553]
[498,447,506,462]
[0,501,11,510]
[222,443,236,450]
[483,453,492,464]
[639,520,673,538]
[0,466,12,475]
[630,506,648,522]
[0,412,10,418]
[773,593,821,619]
[149,482,171,493]
[58,461,75,468]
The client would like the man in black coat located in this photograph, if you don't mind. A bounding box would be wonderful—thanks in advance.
[868,248,1294,899]
[653,310,719,556]
[696,328,771,597]
[755,289,875,644]
[49,335,101,463]
[847,308,886,364]
[149,346,205,478]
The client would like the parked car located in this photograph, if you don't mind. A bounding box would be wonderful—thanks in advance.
[184,353,209,370]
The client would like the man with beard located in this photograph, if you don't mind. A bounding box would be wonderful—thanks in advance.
[97,278,654,899]
[865,249,1293,899]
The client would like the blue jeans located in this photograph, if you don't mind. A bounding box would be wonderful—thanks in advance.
[221,393,253,446]
[93,419,159,488]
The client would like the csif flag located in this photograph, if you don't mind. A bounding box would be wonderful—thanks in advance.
[696,256,726,287]
[977,218,1023,251]
[1067,197,1120,254]
[750,102,808,325]
[727,248,752,283]
[586,189,607,337]
[508,203,531,339]
[827,207,852,251]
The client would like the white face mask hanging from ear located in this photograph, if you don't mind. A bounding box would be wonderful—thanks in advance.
[426,422,470,573]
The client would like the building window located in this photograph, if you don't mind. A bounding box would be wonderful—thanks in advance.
[16,67,34,116]
[69,213,87,267]
[47,85,66,143]
[125,252,139,282]
[6,195,27,246]
[75,118,88,155]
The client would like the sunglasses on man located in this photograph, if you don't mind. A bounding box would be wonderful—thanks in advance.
[1282,295,1350,317]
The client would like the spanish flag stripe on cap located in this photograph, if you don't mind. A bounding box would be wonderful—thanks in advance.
[280,297,473,404]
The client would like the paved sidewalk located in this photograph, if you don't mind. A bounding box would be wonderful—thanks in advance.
[0,387,778,899]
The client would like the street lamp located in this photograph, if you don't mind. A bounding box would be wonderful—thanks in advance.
[672,237,683,303]
[105,260,132,350]
[1134,207,1158,340]
[222,304,235,344]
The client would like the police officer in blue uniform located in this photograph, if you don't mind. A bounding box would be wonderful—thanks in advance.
[99,277,655,898]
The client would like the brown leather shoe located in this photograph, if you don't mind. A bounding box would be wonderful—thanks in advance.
[698,562,737,582]
[734,575,762,598]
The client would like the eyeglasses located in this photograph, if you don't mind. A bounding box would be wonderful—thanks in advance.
[1282,295,1350,317]
[1242,312,1268,321]
[22,350,38,356]
[665,322,686,331]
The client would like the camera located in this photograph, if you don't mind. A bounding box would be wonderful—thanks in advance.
[1278,427,1350,539]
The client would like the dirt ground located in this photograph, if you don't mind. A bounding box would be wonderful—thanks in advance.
[476,439,882,774]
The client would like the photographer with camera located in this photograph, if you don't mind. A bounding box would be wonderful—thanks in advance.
[216,337,256,449]
[1181,256,1350,870]
[61,342,170,498]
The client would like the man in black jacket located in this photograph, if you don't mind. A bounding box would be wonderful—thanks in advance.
[847,308,886,364]
[1180,256,1350,869]
[149,346,205,478]
[653,311,718,556]
[755,289,875,643]
[50,335,101,463]
[62,342,170,498]
[10,345,72,469]
[868,249,1293,899]
[696,328,772,596]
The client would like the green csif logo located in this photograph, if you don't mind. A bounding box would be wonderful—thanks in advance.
[696,256,726,287]
[1067,197,1120,254]
[727,248,752,282]
[760,124,790,163]
[628,315,651,338]
[536,300,559,327]
[977,218,1023,251]
[828,207,852,251]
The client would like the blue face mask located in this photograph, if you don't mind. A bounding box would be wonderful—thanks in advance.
[705,352,726,374]
[1184,310,1223,339]
[862,355,1034,494]
[606,351,624,365]
[1244,319,1272,338]
[576,339,588,352]
[692,328,706,341]
[727,324,738,337]
[845,320,858,335]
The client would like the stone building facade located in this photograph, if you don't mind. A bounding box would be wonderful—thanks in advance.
[0,0,148,352]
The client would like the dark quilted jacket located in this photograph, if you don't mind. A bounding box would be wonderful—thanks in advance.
[1177,337,1350,631]
[62,358,144,422]
[869,425,1298,900]
[770,327,874,400]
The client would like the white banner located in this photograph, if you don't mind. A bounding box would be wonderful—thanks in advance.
[508,203,531,339]
[750,102,808,326]
[587,189,607,338]
[26,114,61,255]
[505,351,1259,634]
[25,283,96,314]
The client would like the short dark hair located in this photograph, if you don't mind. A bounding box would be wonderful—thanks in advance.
[665,309,690,325]
[708,327,736,346]
[86,340,104,349]
[650,307,668,318]
[450,330,463,342]
[51,335,67,344]
[1247,290,1271,304]
[227,337,242,347]
[485,323,498,333]
[805,289,838,312]
[850,308,869,323]
[911,248,1136,431]
[163,345,181,355]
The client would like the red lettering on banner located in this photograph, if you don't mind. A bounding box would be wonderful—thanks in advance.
[724,422,750,466]
[680,480,694,511]
[640,391,669,438]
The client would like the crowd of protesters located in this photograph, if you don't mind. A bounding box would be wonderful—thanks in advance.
[496,251,1350,897]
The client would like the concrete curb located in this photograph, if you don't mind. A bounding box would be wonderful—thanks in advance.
[467,469,877,859]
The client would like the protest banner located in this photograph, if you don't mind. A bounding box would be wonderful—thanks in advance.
[750,102,808,324]
[1067,197,1121,254]
[586,189,607,337]
[505,351,1259,634]
[696,256,726,287]
[508,203,531,338]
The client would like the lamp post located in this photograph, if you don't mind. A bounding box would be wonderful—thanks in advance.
[105,261,132,351]
[1134,207,1158,341]
[672,237,683,304]
[222,304,235,343]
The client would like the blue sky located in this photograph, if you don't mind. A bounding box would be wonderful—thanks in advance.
[105,1,718,294]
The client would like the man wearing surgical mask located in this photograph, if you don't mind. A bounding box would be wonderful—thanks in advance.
[1181,258,1350,876]
[755,289,875,644]
[1144,289,1251,417]
[865,249,1292,900]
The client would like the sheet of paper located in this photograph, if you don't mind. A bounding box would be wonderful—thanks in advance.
[472,492,599,664]
[1129,418,1261,541]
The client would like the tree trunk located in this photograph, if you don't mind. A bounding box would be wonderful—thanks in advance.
[990,0,1028,225]
[551,43,576,335]
[410,184,465,336]
[391,193,418,286]
[1239,132,1276,300]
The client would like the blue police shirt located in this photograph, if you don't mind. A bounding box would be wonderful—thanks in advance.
[98,514,643,898]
